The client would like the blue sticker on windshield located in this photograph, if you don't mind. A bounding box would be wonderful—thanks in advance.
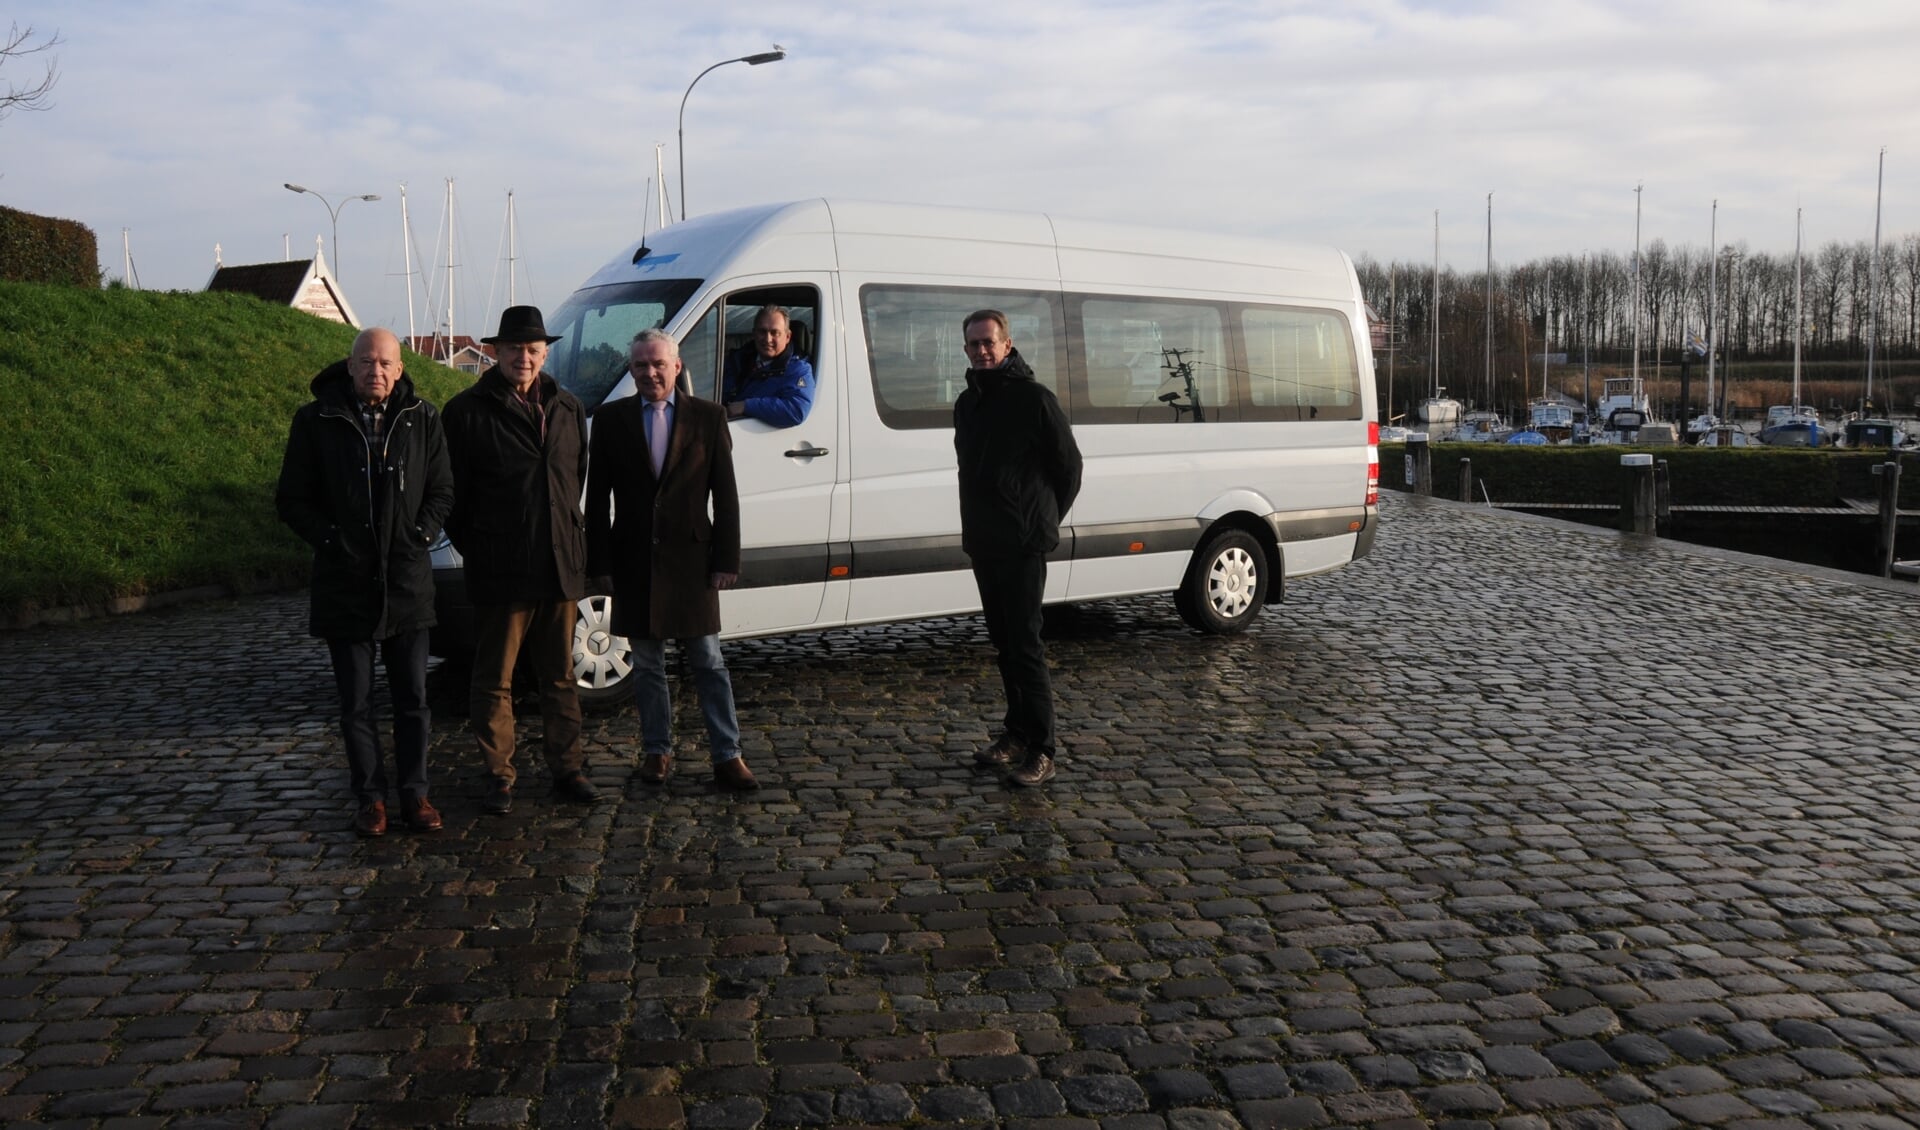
[633,252,682,273]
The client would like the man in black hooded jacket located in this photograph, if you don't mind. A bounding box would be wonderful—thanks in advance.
[277,327,455,836]
[953,309,1082,787]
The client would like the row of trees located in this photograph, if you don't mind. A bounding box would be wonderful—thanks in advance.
[1358,232,1920,419]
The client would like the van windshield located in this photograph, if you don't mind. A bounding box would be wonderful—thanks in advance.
[545,278,702,412]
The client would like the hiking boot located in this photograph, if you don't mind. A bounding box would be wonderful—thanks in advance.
[973,732,1026,768]
[1007,752,1056,787]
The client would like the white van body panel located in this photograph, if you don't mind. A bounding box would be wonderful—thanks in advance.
[434,199,1378,658]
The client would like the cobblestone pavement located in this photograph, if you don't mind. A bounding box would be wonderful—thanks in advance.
[5,492,1920,1129]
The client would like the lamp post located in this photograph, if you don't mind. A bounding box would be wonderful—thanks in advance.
[677,47,786,221]
[284,183,381,285]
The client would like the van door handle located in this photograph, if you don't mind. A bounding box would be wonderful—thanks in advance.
[784,444,830,458]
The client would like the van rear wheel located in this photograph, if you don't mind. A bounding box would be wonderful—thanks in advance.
[1176,529,1267,634]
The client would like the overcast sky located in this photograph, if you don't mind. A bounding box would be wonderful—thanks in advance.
[5,0,1917,337]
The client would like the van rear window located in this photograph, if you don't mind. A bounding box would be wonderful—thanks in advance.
[1240,305,1362,420]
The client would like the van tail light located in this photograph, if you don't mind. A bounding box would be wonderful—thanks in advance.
[1366,421,1380,506]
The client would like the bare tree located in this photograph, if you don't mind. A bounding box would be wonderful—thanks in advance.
[1,24,60,122]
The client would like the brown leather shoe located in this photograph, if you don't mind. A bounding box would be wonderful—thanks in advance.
[974,732,1026,767]
[401,796,443,832]
[713,758,760,792]
[638,754,673,785]
[1007,753,1057,788]
[354,801,388,837]
[554,772,601,804]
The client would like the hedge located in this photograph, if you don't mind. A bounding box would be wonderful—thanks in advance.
[0,205,98,287]
[1382,442,1920,508]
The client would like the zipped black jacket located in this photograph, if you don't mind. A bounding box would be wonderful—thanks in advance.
[276,362,455,640]
[954,348,1084,558]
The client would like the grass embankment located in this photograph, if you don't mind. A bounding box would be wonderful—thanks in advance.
[0,281,470,620]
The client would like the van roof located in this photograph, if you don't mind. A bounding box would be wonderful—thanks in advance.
[582,199,1360,304]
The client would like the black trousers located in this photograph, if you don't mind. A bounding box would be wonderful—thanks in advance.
[970,553,1055,755]
[326,630,431,804]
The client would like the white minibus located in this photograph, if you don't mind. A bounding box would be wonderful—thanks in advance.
[431,199,1380,699]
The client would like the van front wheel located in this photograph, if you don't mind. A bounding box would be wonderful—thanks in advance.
[572,595,634,703]
[1175,529,1267,634]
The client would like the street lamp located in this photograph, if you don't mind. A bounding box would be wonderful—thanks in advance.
[677,46,786,222]
[284,183,381,286]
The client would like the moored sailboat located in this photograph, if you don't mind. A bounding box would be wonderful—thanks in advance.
[1761,208,1827,447]
[1419,210,1463,426]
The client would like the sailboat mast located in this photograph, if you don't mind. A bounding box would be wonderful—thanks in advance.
[1793,207,1803,412]
[1431,210,1440,400]
[1484,192,1493,412]
[1631,183,1642,387]
[1542,265,1551,401]
[1582,251,1591,414]
[400,184,416,346]
[446,178,457,360]
[655,144,669,233]
[506,189,518,307]
[1867,146,1885,410]
[1707,199,1717,425]
[1387,265,1396,421]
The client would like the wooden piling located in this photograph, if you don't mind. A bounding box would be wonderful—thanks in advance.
[1876,459,1902,577]
[1407,434,1432,496]
[1621,453,1656,534]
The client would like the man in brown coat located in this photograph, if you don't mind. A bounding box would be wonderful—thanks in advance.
[585,329,757,791]
[443,306,600,814]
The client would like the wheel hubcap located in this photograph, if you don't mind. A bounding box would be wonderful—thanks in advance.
[573,597,632,690]
[1208,549,1257,618]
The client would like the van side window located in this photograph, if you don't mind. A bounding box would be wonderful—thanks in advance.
[1239,305,1362,421]
[679,303,723,401]
[678,285,821,404]
[860,285,1063,430]
[1076,297,1229,423]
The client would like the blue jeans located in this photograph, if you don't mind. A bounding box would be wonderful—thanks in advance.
[631,635,741,764]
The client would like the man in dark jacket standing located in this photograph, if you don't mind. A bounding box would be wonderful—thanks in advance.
[277,327,456,836]
[443,306,599,814]
[954,309,1083,787]
[587,330,758,791]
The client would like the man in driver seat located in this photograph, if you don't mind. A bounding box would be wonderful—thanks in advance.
[722,304,814,427]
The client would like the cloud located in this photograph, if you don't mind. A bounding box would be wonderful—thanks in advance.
[3,0,1916,333]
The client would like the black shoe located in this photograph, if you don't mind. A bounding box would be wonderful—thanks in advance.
[554,772,601,803]
[483,779,513,815]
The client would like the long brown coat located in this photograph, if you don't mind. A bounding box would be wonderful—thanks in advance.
[585,393,741,640]
[442,367,589,605]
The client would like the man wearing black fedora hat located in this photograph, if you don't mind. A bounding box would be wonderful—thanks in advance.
[443,305,600,814]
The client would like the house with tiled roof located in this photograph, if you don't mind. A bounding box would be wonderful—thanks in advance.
[408,335,492,375]
[205,241,358,326]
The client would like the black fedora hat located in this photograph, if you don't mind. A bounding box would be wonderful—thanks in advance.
[482,305,561,345]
